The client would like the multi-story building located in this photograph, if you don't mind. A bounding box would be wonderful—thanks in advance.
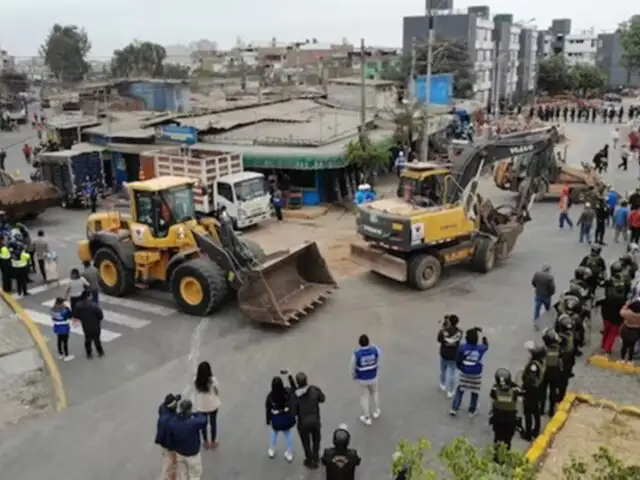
[538,19,597,66]
[493,14,521,102]
[402,4,495,105]
[597,32,640,87]
[0,48,15,72]
[517,26,538,97]
[537,31,552,59]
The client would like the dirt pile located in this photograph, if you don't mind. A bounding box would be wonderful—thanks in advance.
[0,182,61,219]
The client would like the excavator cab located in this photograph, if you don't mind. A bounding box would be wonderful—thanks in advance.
[395,163,455,207]
[79,176,337,327]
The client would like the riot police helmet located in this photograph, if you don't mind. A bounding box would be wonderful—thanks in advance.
[542,327,560,345]
[525,341,546,360]
[556,314,573,333]
[494,367,512,386]
[574,266,592,281]
[620,253,633,267]
[562,294,580,312]
[610,260,623,275]
[333,424,351,450]
[590,245,602,256]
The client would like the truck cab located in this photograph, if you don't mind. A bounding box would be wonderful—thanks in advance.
[214,171,272,229]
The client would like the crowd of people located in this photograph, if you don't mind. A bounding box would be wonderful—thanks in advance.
[527,102,638,124]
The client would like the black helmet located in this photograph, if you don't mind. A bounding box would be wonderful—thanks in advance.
[590,245,602,256]
[620,254,633,266]
[562,294,580,312]
[527,342,547,360]
[494,367,512,386]
[333,425,351,450]
[542,328,560,345]
[611,260,623,275]
[556,314,573,333]
[574,266,592,281]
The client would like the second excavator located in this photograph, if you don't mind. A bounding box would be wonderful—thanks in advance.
[349,128,559,290]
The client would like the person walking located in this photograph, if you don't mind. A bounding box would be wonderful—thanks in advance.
[613,201,630,244]
[630,208,640,245]
[265,375,296,462]
[450,327,488,417]
[51,297,74,362]
[286,370,325,469]
[168,399,206,480]
[72,290,105,358]
[11,244,30,298]
[619,144,630,171]
[155,393,181,480]
[271,187,283,221]
[66,268,90,313]
[0,148,6,171]
[598,266,627,355]
[531,265,555,330]
[619,300,640,364]
[81,261,99,305]
[577,203,595,244]
[611,127,620,149]
[594,198,609,245]
[606,188,620,223]
[437,314,462,398]
[32,230,49,283]
[193,361,221,450]
[351,334,381,426]
[22,143,32,163]
[558,187,573,229]
[0,239,11,293]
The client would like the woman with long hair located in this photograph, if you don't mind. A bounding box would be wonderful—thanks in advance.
[265,375,295,462]
[193,361,221,449]
[66,267,89,314]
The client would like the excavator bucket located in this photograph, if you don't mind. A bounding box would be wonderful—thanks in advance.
[237,242,337,327]
[495,222,525,255]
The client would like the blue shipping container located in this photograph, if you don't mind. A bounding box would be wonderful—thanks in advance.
[414,73,453,105]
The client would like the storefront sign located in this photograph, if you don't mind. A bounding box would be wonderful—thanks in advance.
[243,155,347,170]
[155,125,197,144]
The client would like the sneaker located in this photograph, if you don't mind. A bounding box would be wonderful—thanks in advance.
[446,391,454,399]
[372,409,381,419]
[267,448,276,459]
[439,383,446,392]
[359,415,372,426]
[284,451,293,463]
[57,354,64,360]
[64,355,75,362]
[469,411,477,418]
[448,409,457,416]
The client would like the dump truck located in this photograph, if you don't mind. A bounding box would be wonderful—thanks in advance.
[0,170,61,221]
[77,176,336,327]
[141,145,272,228]
[350,129,559,290]
[37,145,105,208]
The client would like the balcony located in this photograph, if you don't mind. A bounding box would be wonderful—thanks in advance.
[475,39,494,50]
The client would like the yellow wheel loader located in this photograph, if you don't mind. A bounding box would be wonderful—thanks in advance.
[77,176,337,327]
[350,129,559,290]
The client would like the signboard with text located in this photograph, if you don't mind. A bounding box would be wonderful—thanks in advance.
[155,125,197,144]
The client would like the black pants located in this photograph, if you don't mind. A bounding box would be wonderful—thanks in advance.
[201,410,218,443]
[1,261,11,292]
[595,221,606,243]
[558,356,575,400]
[90,196,97,213]
[37,259,47,282]
[84,332,104,357]
[298,424,321,464]
[56,334,69,356]
[274,205,283,221]
[539,370,561,416]
[522,394,541,439]
[620,326,640,361]
[493,421,516,462]
[619,157,629,170]
[14,267,28,295]
[631,227,640,244]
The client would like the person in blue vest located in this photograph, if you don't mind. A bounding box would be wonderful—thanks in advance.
[362,184,376,203]
[51,297,74,361]
[272,187,283,221]
[155,393,181,480]
[394,152,407,177]
[354,185,366,205]
[449,327,489,417]
[84,179,98,213]
[350,334,381,426]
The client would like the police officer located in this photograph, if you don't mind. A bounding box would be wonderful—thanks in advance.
[489,368,520,460]
[540,328,564,417]
[556,315,575,400]
[11,243,30,297]
[521,342,546,441]
[619,252,639,284]
[580,246,606,293]
[0,238,11,292]
[321,424,361,480]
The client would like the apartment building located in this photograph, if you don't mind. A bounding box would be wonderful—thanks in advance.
[537,31,552,59]
[517,26,538,96]
[494,14,521,102]
[597,32,640,87]
[0,48,15,72]
[562,32,597,66]
[402,4,495,105]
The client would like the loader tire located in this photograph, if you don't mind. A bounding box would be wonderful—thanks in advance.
[94,247,135,296]
[407,253,442,290]
[471,236,496,273]
[241,239,267,264]
[171,258,228,316]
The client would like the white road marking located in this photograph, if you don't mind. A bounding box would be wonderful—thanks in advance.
[29,278,71,295]
[24,309,122,342]
[41,299,151,329]
[99,294,174,317]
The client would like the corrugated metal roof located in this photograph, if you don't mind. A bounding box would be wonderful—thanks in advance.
[46,114,101,130]
[84,122,155,139]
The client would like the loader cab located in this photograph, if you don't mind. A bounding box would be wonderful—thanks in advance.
[396,163,452,207]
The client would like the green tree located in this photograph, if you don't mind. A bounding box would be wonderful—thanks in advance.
[537,55,572,94]
[345,136,390,184]
[391,99,425,153]
[619,16,640,84]
[111,41,167,78]
[40,24,91,81]
[570,63,606,95]
[163,63,191,79]
[0,70,29,95]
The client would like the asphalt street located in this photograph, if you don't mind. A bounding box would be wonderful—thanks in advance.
[0,121,637,479]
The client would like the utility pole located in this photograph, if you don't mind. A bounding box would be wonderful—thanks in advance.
[493,43,502,125]
[421,1,435,162]
[359,38,366,139]
[409,37,417,100]
[103,88,111,140]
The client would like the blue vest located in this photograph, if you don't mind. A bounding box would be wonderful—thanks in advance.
[51,307,71,335]
[354,345,380,381]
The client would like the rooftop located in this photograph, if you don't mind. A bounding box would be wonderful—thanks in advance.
[327,77,397,87]
[83,111,177,139]
[46,113,101,130]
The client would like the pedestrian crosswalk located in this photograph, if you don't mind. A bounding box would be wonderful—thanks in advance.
[23,290,174,344]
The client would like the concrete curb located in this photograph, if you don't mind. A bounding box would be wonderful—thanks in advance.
[525,393,640,466]
[588,354,640,374]
[0,292,67,411]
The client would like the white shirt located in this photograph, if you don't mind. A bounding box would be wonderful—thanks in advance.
[612,130,619,140]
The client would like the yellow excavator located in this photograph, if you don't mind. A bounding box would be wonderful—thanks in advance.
[350,129,559,290]
[77,176,337,327]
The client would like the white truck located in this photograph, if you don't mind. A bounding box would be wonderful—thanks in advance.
[152,147,272,229]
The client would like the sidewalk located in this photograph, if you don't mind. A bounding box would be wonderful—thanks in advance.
[0,296,53,430]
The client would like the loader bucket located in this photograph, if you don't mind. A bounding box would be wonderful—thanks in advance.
[349,243,408,283]
[495,222,525,255]
[237,242,337,327]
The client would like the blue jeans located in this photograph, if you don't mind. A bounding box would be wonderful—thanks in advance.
[533,295,551,322]
[439,358,457,393]
[91,291,99,306]
[559,212,573,228]
[269,429,293,452]
[451,386,479,413]
[579,224,592,243]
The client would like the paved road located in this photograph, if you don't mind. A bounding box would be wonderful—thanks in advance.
[0,121,638,479]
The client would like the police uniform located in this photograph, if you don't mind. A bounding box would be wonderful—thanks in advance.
[11,247,30,296]
[489,375,520,453]
[521,353,545,440]
[540,332,563,416]
[321,427,361,480]
[558,329,575,400]
[0,243,11,292]
[580,253,606,292]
